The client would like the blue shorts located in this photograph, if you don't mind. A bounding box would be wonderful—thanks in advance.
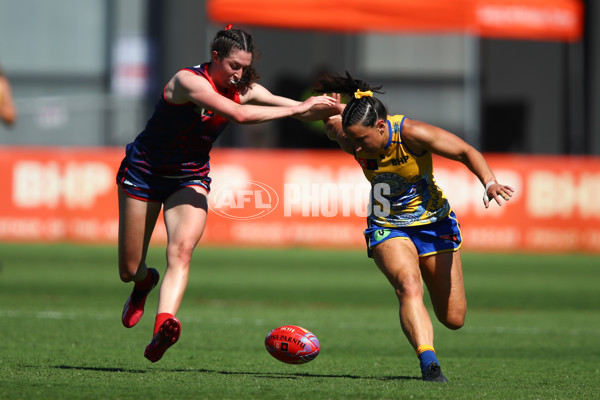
[116,158,211,202]
[364,211,462,257]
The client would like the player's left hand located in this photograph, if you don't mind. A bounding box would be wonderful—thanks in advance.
[329,92,345,114]
[294,94,341,120]
[483,181,514,208]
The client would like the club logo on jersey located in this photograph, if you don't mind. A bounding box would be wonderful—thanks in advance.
[194,107,215,118]
[372,172,406,196]
[356,157,378,170]
[374,228,391,242]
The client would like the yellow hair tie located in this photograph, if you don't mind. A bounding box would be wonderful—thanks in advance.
[354,89,373,99]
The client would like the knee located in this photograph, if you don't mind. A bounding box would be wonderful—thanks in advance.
[440,307,466,330]
[166,241,196,267]
[443,317,465,330]
[393,275,424,301]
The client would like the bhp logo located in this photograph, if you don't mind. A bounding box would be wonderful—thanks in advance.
[208,180,279,220]
[12,160,114,209]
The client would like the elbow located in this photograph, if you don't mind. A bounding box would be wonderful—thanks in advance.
[457,145,479,163]
[324,116,342,141]
[231,115,249,124]
[229,108,255,124]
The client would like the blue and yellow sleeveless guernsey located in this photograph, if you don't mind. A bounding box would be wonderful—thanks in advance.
[357,115,451,228]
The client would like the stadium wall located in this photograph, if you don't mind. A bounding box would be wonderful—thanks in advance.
[1,147,599,254]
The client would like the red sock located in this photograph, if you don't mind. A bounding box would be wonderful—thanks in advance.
[134,269,153,290]
[154,313,174,335]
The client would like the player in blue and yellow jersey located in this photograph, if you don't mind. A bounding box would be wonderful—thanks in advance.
[116,25,338,363]
[318,72,513,382]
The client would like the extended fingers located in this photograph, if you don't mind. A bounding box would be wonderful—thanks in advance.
[313,94,337,105]
[494,185,513,202]
[483,183,514,207]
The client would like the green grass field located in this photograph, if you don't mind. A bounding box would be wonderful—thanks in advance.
[1,243,598,399]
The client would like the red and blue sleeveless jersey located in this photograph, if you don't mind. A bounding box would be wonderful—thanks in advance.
[123,63,239,178]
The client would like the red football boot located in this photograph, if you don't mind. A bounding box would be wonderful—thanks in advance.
[144,317,181,362]
[121,268,160,328]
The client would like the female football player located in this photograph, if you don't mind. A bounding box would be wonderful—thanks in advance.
[318,72,513,382]
[116,25,338,363]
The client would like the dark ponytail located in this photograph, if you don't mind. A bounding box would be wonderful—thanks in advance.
[317,72,387,128]
[210,27,260,90]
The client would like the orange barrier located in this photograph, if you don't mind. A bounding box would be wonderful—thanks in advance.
[1,147,599,253]
[207,0,583,42]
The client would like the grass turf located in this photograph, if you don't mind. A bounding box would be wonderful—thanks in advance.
[0,243,598,399]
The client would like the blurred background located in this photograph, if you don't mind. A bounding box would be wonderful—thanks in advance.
[2,4,599,397]
[0,0,598,253]
[0,0,596,153]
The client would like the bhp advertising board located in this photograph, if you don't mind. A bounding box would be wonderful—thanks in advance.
[1,147,599,253]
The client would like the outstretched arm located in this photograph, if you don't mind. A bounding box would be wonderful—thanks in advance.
[242,83,339,121]
[402,118,514,208]
[167,70,337,124]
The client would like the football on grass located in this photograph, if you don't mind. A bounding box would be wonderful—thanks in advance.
[265,325,320,364]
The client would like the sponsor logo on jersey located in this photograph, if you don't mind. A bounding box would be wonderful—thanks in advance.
[391,155,410,166]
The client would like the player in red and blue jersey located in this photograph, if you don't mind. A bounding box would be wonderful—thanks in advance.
[116,25,338,363]
[319,72,513,382]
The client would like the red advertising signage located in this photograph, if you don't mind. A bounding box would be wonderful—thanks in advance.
[1,147,599,253]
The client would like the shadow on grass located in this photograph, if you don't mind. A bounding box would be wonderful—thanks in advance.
[52,365,420,381]
[53,365,148,374]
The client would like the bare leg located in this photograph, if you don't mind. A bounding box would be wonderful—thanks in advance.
[372,238,458,382]
[117,186,162,283]
[420,250,466,330]
[157,186,208,316]
[371,238,434,349]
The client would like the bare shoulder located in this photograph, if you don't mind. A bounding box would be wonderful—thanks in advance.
[236,82,253,103]
[400,118,435,153]
[401,117,426,132]
[166,70,211,103]
[238,82,269,104]
[173,69,206,89]
[399,117,423,140]
[401,118,441,139]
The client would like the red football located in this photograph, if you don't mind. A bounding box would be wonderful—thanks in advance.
[265,325,320,364]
